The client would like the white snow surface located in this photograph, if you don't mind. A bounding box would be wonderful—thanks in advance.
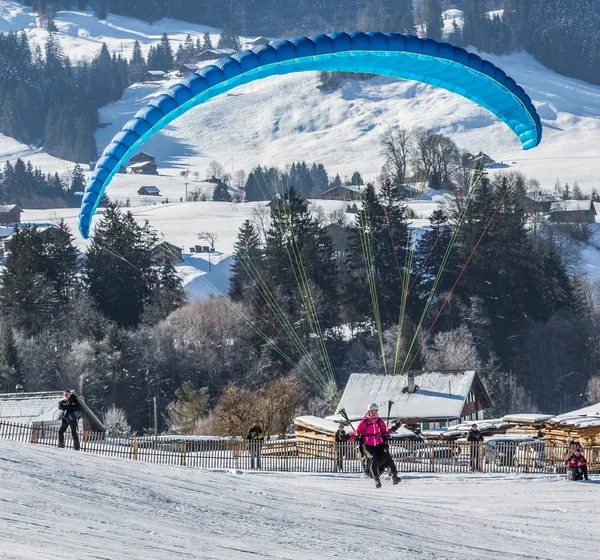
[1,439,599,560]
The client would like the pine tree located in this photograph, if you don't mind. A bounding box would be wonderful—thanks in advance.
[229,220,263,301]
[202,31,213,51]
[217,26,242,50]
[168,382,209,434]
[129,40,146,82]
[213,180,232,201]
[351,171,364,186]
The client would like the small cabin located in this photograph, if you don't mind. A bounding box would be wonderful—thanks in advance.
[146,70,167,81]
[322,185,363,201]
[523,192,561,214]
[128,161,158,175]
[249,36,270,47]
[152,241,183,264]
[549,200,596,223]
[195,48,236,62]
[0,205,23,226]
[179,63,198,76]
[137,186,161,196]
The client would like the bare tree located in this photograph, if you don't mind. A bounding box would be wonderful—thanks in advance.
[206,160,225,180]
[411,128,460,189]
[234,169,247,191]
[423,325,482,371]
[380,126,412,186]
[197,231,218,250]
[586,376,600,404]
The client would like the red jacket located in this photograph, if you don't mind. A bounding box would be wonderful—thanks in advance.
[350,415,391,447]
[566,454,587,468]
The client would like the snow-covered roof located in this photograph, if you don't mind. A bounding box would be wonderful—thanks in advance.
[502,414,554,424]
[138,185,160,193]
[128,161,157,169]
[0,391,63,424]
[295,415,352,435]
[550,200,593,212]
[335,372,479,421]
[0,205,22,213]
[180,63,198,71]
[548,401,600,427]
[147,70,166,77]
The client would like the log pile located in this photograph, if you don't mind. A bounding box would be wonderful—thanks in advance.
[502,414,554,439]
[544,418,600,447]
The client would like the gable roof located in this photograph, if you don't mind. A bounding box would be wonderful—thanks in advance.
[0,391,64,424]
[128,161,158,169]
[180,63,198,71]
[550,200,593,212]
[0,205,22,213]
[335,371,481,421]
[138,185,160,193]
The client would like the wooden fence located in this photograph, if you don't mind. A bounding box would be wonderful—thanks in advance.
[1,421,598,475]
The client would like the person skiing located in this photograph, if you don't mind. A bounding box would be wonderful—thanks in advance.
[566,449,589,481]
[247,420,264,470]
[335,423,349,472]
[58,389,82,451]
[350,403,400,488]
[467,423,484,471]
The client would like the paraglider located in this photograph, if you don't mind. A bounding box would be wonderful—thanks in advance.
[79,31,542,239]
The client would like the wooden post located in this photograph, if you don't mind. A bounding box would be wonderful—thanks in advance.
[333,442,337,473]
[234,443,239,470]
[181,441,187,467]
[133,437,139,460]
[83,431,87,451]
[430,444,435,473]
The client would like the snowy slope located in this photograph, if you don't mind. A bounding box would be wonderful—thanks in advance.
[1,439,599,560]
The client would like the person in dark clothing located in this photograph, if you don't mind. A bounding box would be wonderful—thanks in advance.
[247,420,264,470]
[467,424,484,472]
[58,390,81,451]
[566,449,589,481]
[349,403,400,488]
[335,424,349,472]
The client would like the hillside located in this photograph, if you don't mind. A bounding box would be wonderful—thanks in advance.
[1,439,598,560]
[3,3,600,297]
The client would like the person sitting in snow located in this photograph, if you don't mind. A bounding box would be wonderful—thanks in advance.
[565,448,589,481]
[335,424,349,472]
[58,389,81,451]
[349,403,400,488]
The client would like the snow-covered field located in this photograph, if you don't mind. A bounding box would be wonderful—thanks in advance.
[0,439,598,560]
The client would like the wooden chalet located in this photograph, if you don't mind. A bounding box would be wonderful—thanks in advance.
[322,185,363,201]
[129,152,156,165]
[333,371,493,430]
[179,63,198,76]
[152,241,183,264]
[266,196,310,213]
[195,48,236,62]
[0,205,23,226]
[522,192,561,214]
[248,36,270,47]
[0,390,106,433]
[549,200,596,223]
[146,70,167,81]
[137,185,161,196]
[128,161,158,175]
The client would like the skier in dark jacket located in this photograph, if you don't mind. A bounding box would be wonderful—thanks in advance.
[334,424,349,472]
[58,390,81,450]
[247,420,264,470]
[467,424,484,471]
[566,449,589,480]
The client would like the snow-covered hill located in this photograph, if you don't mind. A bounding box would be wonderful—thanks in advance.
[1,439,598,560]
[3,3,600,297]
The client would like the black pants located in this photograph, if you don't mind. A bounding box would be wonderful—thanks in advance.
[58,419,80,450]
[250,442,261,469]
[364,444,397,480]
[470,445,481,471]
[335,443,345,471]
[569,465,589,480]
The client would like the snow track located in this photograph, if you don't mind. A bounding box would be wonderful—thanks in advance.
[0,440,598,559]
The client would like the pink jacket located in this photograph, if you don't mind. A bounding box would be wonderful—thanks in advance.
[350,415,390,447]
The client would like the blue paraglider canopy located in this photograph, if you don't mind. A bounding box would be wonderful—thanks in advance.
[79,32,542,239]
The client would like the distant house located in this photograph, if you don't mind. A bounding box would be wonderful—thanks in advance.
[146,70,167,81]
[129,152,155,165]
[152,241,183,264]
[249,36,270,46]
[195,48,236,62]
[137,186,161,196]
[179,63,198,76]
[2,224,60,257]
[266,196,311,212]
[523,191,561,214]
[470,151,496,167]
[322,185,363,201]
[333,371,493,430]
[549,200,596,223]
[0,390,106,433]
[128,161,158,175]
[0,205,22,226]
